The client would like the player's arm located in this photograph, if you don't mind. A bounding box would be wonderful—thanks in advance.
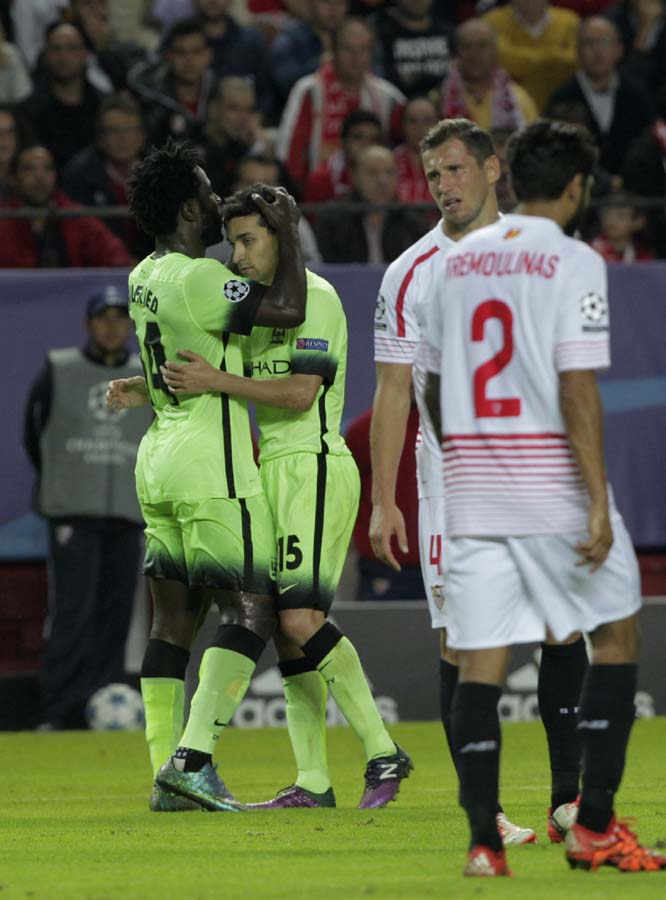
[161,350,322,411]
[251,188,307,328]
[369,362,413,571]
[106,376,150,411]
[559,369,612,571]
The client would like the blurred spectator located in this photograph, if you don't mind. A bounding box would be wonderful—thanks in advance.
[490,127,518,212]
[440,18,538,130]
[206,152,321,263]
[11,0,66,69]
[622,85,666,256]
[276,18,405,189]
[0,24,32,103]
[24,288,151,729]
[269,0,349,106]
[0,106,32,200]
[373,0,454,98]
[546,16,654,174]
[20,23,104,169]
[65,0,149,92]
[605,0,666,91]
[151,0,197,26]
[199,76,269,199]
[0,145,132,267]
[61,94,151,259]
[314,144,428,262]
[484,0,579,112]
[590,190,655,260]
[192,0,271,117]
[304,108,382,202]
[393,96,437,204]
[345,404,423,601]
[128,18,214,146]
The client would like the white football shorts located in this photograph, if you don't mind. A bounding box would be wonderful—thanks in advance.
[443,510,641,650]
[418,495,448,629]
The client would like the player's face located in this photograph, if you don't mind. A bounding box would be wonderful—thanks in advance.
[565,173,593,235]
[193,165,224,246]
[227,215,278,285]
[422,138,498,237]
[87,308,131,354]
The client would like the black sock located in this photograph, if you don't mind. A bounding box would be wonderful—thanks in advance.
[173,746,212,772]
[538,637,588,809]
[140,638,190,679]
[452,682,503,852]
[577,663,637,834]
[439,659,459,767]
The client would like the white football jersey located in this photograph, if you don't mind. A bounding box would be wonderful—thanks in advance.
[425,214,610,537]
[374,221,454,499]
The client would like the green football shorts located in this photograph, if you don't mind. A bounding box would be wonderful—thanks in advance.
[141,493,275,595]
[260,452,360,613]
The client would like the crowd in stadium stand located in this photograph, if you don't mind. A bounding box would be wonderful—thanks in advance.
[1,0,666,264]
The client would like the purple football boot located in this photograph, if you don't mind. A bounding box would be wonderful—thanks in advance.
[246,784,336,809]
[358,744,413,809]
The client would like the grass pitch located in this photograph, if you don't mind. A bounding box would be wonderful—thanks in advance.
[1,719,665,899]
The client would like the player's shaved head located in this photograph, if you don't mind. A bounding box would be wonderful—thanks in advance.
[127,140,203,237]
[507,119,598,202]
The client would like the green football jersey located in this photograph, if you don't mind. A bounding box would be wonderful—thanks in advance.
[245,270,351,463]
[128,252,264,501]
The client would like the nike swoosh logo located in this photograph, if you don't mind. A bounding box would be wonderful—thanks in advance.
[214,719,227,727]
[279,584,299,595]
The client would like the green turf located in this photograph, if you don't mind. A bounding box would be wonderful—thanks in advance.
[1,719,665,899]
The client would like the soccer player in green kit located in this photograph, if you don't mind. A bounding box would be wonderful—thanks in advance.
[117,143,307,812]
[159,185,412,809]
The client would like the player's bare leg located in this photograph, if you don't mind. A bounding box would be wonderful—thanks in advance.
[156,590,276,811]
[566,614,666,871]
[141,578,209,811]
[276,608,412,809]
[540,630,587,842]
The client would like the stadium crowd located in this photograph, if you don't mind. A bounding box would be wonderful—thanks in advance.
[1,0,666,263]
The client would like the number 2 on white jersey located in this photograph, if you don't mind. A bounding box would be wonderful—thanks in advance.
[471,299,521,418]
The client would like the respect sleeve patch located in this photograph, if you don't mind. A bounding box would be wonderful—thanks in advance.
[296,338,329,352]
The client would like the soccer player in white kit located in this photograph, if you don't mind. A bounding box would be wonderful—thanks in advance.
[371,119,588,845]
[424,120,665,876]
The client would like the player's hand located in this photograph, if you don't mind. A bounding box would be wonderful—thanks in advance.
[252,186,300,231]
[575,500,613,572]
[161,350,221,394]
[106,376,149,411]
[369,503,408,572]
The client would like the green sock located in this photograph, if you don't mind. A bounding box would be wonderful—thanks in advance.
[317,637,395,762]
[140,677,185,777]
[282,670,331,794]
[179,647,255,756]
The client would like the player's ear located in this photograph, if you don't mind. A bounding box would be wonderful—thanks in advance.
[565,172,585,202]
[485,154,501,187]
[181,197,199,224]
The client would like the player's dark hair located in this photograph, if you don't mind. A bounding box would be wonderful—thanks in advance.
[420,118,495,165]
[507,119,599,202]
[127,140,202,237]
[222,183,277,234]
[163,17,207,51]
[341,108,381,141]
